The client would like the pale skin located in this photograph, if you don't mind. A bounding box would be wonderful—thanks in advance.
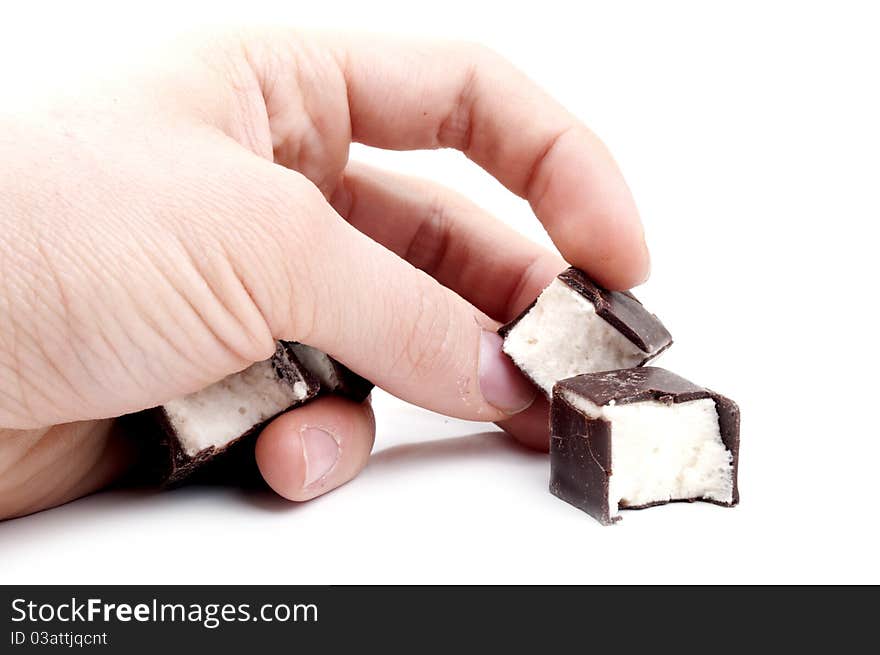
[0,31,649,520]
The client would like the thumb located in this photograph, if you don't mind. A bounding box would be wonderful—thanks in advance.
[256,164,536,422]
[256,395,375,502]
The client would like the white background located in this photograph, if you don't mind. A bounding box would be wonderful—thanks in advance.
[1,0,878,583]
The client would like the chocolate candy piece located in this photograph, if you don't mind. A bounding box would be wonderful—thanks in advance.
[550,367,739,525]
[153,342,320,484]
[148,341,373,484]
[499,267,672,396]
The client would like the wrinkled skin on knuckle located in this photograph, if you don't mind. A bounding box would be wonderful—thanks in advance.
[96,148,280,374]
[432,41,513,153]
[219,167,333,345]
[236,30,352,194]
[157,161,282,360]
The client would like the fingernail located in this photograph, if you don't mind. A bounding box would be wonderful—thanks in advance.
[638,227,652,285]
[479,330,537,414]
[301,427,339,488]
[638,244,652,285]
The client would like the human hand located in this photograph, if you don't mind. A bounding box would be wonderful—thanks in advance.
[0,30,648,519]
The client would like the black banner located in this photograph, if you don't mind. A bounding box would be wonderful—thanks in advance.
[0,585,870,652]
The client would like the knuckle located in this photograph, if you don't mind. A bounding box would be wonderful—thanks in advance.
[240,30,351,193]
[219,166,334,344]
[436,42,511,152]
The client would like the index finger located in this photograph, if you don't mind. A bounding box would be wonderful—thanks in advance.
[325,35,649,289]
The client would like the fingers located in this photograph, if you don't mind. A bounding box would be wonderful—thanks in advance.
[244,162,535,422]
[329,163,562,448]
[332,161,566,322]
[245,33,648,288]
[255,394,375,501]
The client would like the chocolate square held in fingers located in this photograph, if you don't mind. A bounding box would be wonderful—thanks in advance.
[152,341,320,484]
[146,341,373,485]
[550,367,739,525]
[499,267,672,396]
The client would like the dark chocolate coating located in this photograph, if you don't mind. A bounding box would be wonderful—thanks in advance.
[286,341,374,403]
[557,268,672,355]
[318,354,374,403]
[498,267,673,363]
[550,367,740,525]
[550,394,616,524]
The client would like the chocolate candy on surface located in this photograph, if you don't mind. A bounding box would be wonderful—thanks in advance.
[550,367,739,525]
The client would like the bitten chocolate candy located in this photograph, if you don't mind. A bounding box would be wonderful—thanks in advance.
[499,268,672,396]
[149,341,372,484]
[550,367,739,525]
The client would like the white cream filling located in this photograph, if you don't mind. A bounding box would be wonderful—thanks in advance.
[562,391,734,518]
[503,279,648,394]
[289,343,340,390]
[163,359,309,456]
